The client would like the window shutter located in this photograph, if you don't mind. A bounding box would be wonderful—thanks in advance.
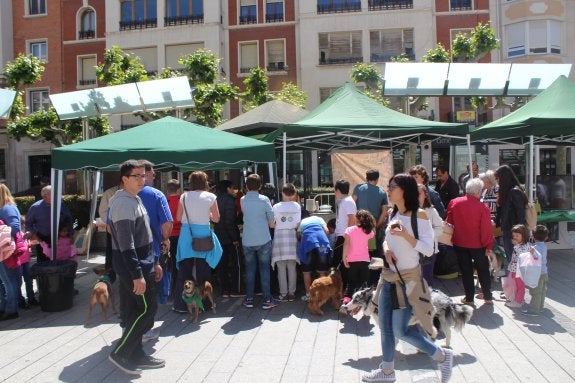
[129,47,158,71]
[267,40,284,64]
[165,43,203,68]
[550,20,561,54]
[82,57,97,81]
[241,43,258,69]
[529,20,547,53]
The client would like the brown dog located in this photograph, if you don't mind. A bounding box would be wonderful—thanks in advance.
[86,267,116,323]
[308,268,343,315]
[182,279,216,322]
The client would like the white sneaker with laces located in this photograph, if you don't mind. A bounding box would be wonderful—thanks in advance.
[361,365,396,382]
[439,348,453,383]
[301,293,310,302]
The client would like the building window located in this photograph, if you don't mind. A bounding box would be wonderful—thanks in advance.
[28,0,46,15]
[450,0,472,11]
[79,9,96,39]
[265,40,286,72]
[165,43,203,69]
[319,31,363,65]
[368,0,413,11]
[239,0,257,24]
[29,41,48,62]
[506,20,561,58]
[29,155,51,188]
[165,0,203,25]
[78,56,97,87]
[239,42,258,74]
[370,29,414,62]
[317,0,361,14]
[29,89,50,113]
[120,0,157,30]
[266,0,284,23]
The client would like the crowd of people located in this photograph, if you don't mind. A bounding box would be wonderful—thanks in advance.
[0,159,552,380]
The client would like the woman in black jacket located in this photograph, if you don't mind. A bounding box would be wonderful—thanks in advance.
[494,165,527,263]
[213,180,243,297]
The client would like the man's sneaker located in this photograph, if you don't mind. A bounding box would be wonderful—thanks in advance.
[301,293,310,302]
[361,365,396,382]
[287,294,295,302]
[109,353,142,375]
[262,298,278,310]
[133,354,166,369]
[142,327,160,342]
[230,292,246,298]
[278,294,288,302]
[439,348,453,383]
[172,306,188,314]
[243,297,254,308]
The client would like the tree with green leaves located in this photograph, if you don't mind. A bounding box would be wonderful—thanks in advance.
[95,45,148,85]
[3,54,110,146]
[271,82,308,109]
[242,67,269,112]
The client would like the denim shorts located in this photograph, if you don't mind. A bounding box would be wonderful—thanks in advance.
[300,248,329,273]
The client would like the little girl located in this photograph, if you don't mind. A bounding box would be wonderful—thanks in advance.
[505,224,531,308]
[41,226,77,262]
[271,183,301,302]
[342,209,375,299]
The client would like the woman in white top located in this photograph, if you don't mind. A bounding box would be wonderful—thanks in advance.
[173,171,223,313]
[418,184,444,287]
[362,174,453,383]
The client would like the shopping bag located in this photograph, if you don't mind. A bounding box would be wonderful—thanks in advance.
[501,275,516,302]
[517,251,542,288]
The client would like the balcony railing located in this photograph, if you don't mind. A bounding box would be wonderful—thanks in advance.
[240,66,257,74]
[267,62,287,72]
[370,52,415,62]
[450,0,472,11]
[164,14,204,26]
[79,79,97,86]
[119,18,157,31]
[368,0,413,11]
[239,15,257,24]
[317,2,361,14]
[78,30,95,40]
[319,56,363,65]
[265,13,284,23]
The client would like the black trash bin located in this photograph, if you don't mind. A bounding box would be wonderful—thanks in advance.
[31,260,77,312]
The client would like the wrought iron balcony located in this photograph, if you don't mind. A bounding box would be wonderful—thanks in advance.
[319,56,363,65]
[370,52,415,62]
[265,13,284,23]
[164,14,204,26]
[240,66,257,74]
[239,15,257,25]
[79,79,97,86]
[267,62,287,72]
[368,0,413,11]
[450,0,472,11]
[78,30,95,40]
[317,2,361,14]
[119,18,157,31]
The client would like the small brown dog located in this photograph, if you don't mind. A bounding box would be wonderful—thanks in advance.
[182,279,216,322]
[86,267,116,323]
[308,268,343,315]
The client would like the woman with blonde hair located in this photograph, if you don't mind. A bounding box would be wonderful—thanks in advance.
[173,171,223,313]
[0,184,26,320]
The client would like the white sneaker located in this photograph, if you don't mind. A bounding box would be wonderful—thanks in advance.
[439,348,453,383]
[361,365,396,382]
[301,293,310,302]
[142,327,160,342]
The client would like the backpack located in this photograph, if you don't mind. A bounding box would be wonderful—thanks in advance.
[525,201,537,231]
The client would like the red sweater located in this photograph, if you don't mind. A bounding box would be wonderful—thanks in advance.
[167,195,182,237]
[446,194,494,250]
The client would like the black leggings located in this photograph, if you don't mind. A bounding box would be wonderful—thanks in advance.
[345,261,370,297]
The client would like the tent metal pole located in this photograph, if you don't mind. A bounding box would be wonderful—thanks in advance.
[467,134,473,179]
[529,135,534,203]
[283,132,287,184]
[50,168,63,261]
[85,170,101,261]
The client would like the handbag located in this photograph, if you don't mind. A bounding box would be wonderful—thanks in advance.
[437,223,454,245]
[183,194,215,253]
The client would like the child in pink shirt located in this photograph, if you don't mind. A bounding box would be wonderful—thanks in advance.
[343,209,375,299]
[41,226,77,262]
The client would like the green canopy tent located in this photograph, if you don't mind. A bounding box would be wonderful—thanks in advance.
[279,83,469,182]
[50,116,276,258]
[470,75,575,202]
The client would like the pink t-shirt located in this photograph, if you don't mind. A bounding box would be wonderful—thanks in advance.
[344,225,374,263]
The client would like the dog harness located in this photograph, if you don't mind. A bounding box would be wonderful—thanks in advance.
[95,274,112,288]
[182,288,204,311]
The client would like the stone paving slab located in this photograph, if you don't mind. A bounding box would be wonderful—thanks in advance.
[1,250,574,382]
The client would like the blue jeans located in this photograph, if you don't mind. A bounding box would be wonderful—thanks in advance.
[20,262,35,301]
[378,281,441,370]
[0,263,22,314]
[243,241,272,301]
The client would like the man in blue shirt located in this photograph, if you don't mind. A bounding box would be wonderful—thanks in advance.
[137,160,173,340]
[240,174,277,310]
[25,185,73,261]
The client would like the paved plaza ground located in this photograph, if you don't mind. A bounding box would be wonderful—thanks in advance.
[1,250,574,383]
